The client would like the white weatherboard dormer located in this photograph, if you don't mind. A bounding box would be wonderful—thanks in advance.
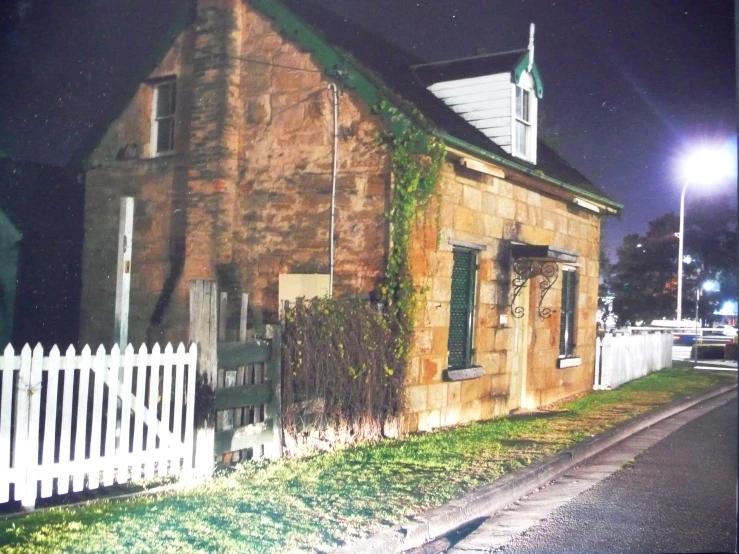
[415,23,543,165]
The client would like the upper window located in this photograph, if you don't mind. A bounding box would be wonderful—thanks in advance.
[514,86,531,159]
[559,269,578,357]
[447,248,478,369]
[152,80,176,156]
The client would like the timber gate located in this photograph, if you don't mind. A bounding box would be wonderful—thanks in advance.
[189,280,282,466]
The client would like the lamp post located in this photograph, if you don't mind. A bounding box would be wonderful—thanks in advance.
[675,146,733,323]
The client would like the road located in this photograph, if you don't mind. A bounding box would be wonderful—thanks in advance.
[448,394,738,554]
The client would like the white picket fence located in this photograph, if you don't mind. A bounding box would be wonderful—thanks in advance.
[593,331,673,390]
[0,342,197,509]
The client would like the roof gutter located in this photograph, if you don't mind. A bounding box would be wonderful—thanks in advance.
[436,131,623,213]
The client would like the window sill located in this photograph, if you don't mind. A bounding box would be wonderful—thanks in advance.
[557,357,582,369]
[444,366,484,381]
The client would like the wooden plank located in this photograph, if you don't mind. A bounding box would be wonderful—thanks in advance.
[217,340,271,368]
[239,293,249,342]
[131,344,148,480]
[266,325,283,459]
[40,346,61,498]
[114,197,134,347]
[88,345,107,489]
[214,420,273,455]
[72,345,92,493]
[118,345,135,456]
[0,344,14,503]
[144,343,161,479]
[103,345,120,486]
[183,343,197,474]
[214,381,272,411]
[172,344,185,450]
[159,343,173,475]
[219,292,228,342]
[57,345,76,494]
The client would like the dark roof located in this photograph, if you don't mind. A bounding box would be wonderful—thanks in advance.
[278,0,616,206]
[413,50,526,86]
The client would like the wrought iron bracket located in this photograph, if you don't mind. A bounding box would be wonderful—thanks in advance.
[510,259,559,319]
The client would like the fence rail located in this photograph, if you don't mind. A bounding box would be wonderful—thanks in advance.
[593,331,673,390]
[0,342,197,509]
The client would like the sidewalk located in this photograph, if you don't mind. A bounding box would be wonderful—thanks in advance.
[336,381,738,554]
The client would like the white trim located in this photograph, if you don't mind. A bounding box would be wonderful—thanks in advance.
[573,197,601,213]
[448,238,487,251]
[557,357,582,369]
[151,79,176,157]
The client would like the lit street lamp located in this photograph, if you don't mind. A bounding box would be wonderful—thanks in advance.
[675,147,733,322]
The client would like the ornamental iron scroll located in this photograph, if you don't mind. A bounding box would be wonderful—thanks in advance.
[510,259,559,319]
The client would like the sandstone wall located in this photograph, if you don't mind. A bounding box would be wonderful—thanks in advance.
[404,161,601,432]
[79,0,389,347]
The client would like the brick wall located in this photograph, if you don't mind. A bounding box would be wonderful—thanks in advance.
[404,160,602,432]
[79,0,389,347]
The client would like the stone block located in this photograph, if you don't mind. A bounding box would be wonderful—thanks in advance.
[494,327,512,351]
[431,276,452,303]
[424,301,450,328]
[475,327,496,352]
[478,281,497,305]
[460,379,480,404]
[427,383,448,410]
[477,351,502,374]
[406,355,420,386]
[432,327,450,356]
[447,381,461,405]
[491,373,509,394]
[441,405,461,427]
[406,385,428,413]
[453,205,476,234]
[483,214,504,239]
[415,329,433,355]
[462,184,482,211]
[418,409,442,431]
[459,399,482,424]
[420,356,443,384]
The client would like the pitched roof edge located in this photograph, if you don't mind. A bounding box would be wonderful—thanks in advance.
[439,131,623,213]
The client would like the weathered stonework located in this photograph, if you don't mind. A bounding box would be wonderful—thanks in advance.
[404,161,602,432]
[79,0,606,435]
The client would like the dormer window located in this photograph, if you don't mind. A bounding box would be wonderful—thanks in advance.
[514,86,531,158]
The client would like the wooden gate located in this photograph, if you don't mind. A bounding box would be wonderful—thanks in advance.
[189,280,282,466]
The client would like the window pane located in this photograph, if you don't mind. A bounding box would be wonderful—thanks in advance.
[448,249,476,369]
[515,120,529,156]
[157,117,174,153]
[559,271,578,357]
[156,83,175,117]
[515,87,529,122]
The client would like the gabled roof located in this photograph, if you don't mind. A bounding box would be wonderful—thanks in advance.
[268,0,621,212]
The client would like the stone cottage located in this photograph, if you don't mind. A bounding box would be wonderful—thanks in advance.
[77,0,622,432]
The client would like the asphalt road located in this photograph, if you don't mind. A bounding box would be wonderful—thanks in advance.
[463,398,738,554]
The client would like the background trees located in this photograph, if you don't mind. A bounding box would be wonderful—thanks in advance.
[608,193,737,326]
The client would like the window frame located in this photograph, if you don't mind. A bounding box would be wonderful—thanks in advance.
[513,85,531,159]
[447,247,479,370]
[151,79,177,157]
[559,268,578,359]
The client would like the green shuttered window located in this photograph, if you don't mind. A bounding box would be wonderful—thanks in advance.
[447,248,477,369]
[559,270,578,357]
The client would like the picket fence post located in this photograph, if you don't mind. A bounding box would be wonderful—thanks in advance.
[189,279,218,476]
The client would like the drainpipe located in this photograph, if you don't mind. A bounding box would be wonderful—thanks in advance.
[328,82,339,297]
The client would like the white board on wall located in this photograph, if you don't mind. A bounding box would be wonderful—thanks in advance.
[278,274,330,315]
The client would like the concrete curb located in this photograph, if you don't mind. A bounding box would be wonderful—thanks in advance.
[334,382,738,554]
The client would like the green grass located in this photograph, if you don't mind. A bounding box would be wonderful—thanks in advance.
[0,368,733,554]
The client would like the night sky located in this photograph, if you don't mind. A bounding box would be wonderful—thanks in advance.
[1,0,736,258]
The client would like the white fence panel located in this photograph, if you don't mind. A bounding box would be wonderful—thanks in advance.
[0,342,197,510]
[594,330,673,390]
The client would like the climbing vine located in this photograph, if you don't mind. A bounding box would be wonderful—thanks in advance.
[379,106,446,361]
[281,105,445,449]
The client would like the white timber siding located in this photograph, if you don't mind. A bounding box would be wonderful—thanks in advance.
[0,342,197,509]
[427,73,513,151]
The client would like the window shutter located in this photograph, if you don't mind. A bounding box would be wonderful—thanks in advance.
[448,249,476,369]
[559,271,578,357]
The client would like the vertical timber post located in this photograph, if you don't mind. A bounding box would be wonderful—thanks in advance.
[265,324,283,459]
[189,280,218,476]
[114,197,134,347]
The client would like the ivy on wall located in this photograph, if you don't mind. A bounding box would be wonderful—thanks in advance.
[282,104,445,445]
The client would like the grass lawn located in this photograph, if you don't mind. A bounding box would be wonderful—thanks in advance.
[0,368,734,554]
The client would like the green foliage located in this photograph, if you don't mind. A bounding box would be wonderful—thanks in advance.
[2,368,732,554]
[378,109,445,355]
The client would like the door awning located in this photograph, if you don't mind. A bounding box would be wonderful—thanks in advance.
[509,244,579,319]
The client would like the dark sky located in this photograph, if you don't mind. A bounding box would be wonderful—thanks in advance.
[307,0,737,257]
[1,0,735,258]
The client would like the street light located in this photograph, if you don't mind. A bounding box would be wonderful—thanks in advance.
[675,147,733,322]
